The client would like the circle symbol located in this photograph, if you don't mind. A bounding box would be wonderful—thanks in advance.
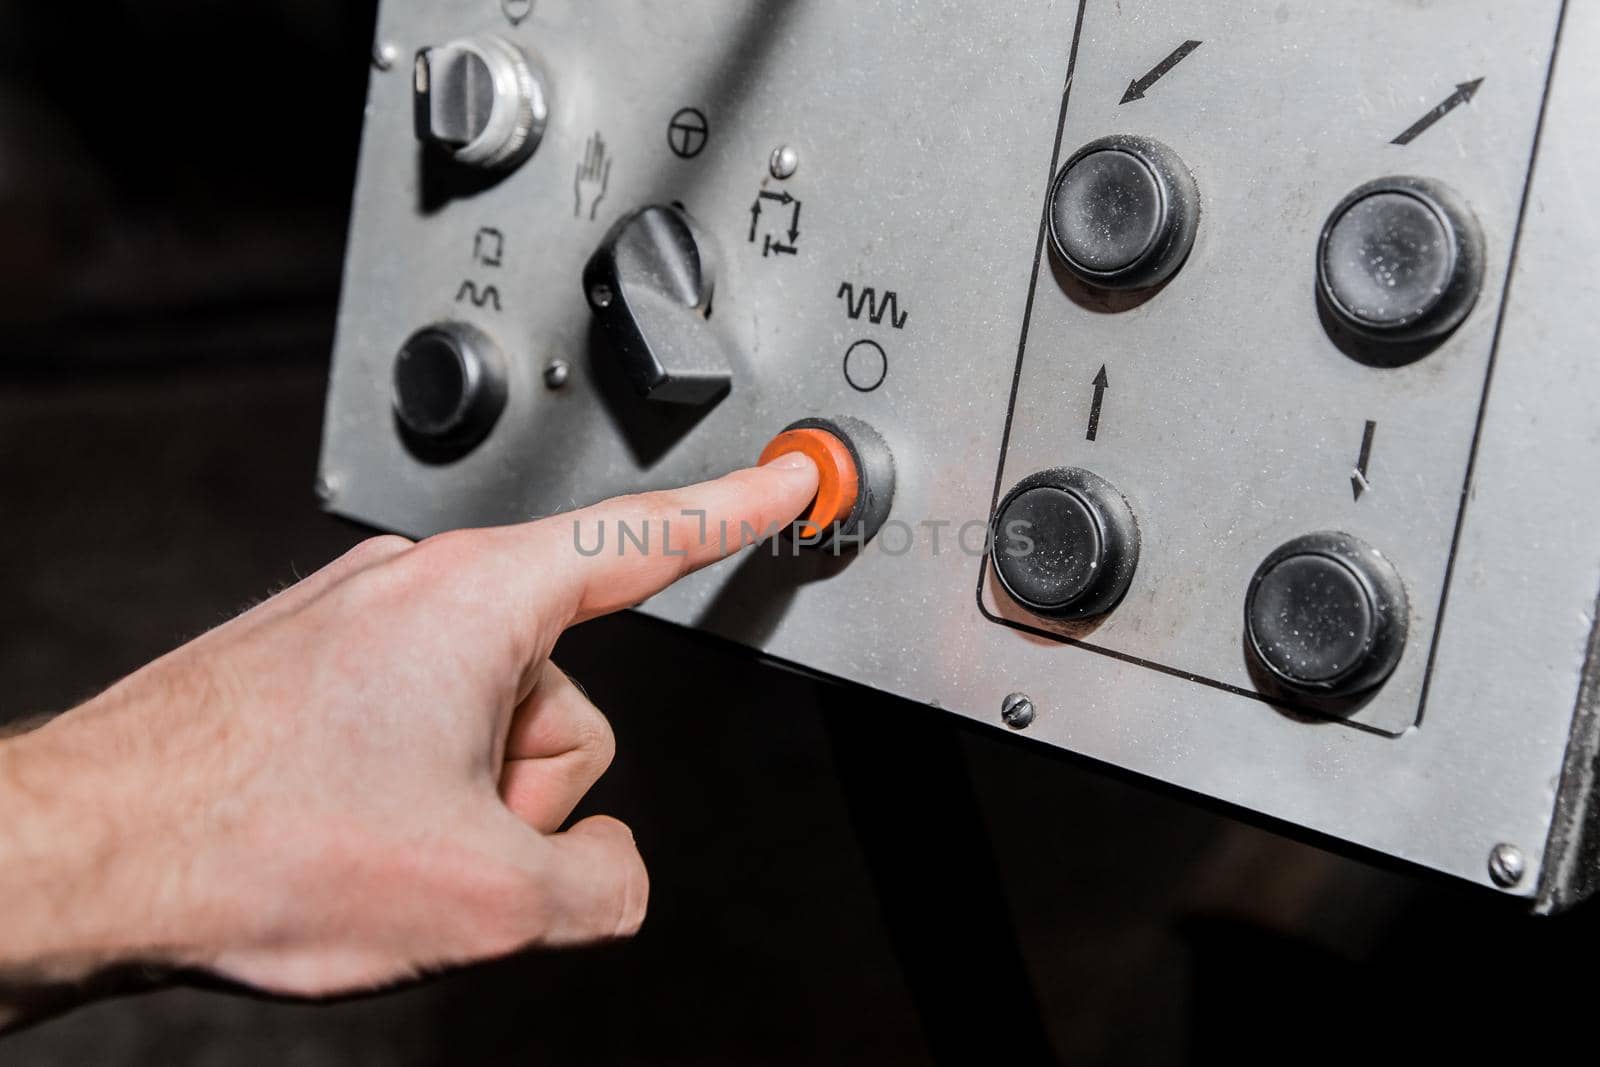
[843,339,888,393]
[667,107,709,160]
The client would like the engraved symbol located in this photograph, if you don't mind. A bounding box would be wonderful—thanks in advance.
[838,283,908,330]
[473,228,504,268]
[667,107,709,160]
[574,132,612,221]
[1120,40,1202,104]
[762,235,798,257]
[1086,365,1108,442]
[1351,420,1377,500]
[844,340,888,393]
[1392,78,1484,146]
[455,281,502,312]
[502,0,533,27]
[749,189,801,258]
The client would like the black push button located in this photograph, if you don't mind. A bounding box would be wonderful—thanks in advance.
[1317,176,1484,344]
[1048,135,1199,292]
[991,468,1140,620]
[1245,532,1409,698]
[393,322,508,458]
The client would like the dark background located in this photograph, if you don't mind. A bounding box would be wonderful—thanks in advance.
[1,2,1596,1063]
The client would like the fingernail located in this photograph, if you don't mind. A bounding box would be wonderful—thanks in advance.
[763,452,816,472]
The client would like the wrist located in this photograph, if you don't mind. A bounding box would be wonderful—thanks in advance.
[0,701,197,990]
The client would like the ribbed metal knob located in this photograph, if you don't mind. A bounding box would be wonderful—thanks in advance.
[413,35,546,170]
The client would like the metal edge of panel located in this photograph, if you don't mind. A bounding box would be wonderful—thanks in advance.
[1539,587,1600,914]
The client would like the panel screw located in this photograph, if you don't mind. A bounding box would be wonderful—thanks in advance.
[544,360,571,390]
[588,283,614,309]
[372,41,400,72]
[1001,693,1035,730]
[1488,843,1526,888]
[769,144,799,180]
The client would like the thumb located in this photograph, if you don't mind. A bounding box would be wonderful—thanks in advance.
[517,815,649,946]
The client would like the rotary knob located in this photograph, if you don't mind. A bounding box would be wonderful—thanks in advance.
[413,35,547,170]
[1047,135,1200,292]
[392,322,508,457]
[1316,176,1484,344]
[990,468,1141,620]
[584,204,733,405]
[1245,532,1409,698]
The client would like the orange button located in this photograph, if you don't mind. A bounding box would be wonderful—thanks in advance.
[759,427,860,540]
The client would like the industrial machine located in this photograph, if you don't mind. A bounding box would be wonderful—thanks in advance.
[321,0,1600,909]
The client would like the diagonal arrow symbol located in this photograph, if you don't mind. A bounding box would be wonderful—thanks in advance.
[1121,40,1202,104]
[1391,78,1484,146]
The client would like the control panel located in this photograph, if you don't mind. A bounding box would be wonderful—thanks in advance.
[322,1,1600,907]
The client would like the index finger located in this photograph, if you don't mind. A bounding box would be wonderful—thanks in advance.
[536,453,819,626]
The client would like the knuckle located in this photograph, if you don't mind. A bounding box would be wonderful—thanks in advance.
[571,708,617,774]
[341,534,415,570]
[413,528,482,563]
[312,535,412,589]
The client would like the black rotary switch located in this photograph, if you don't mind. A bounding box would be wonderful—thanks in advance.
[1048,135,1200,292]
[1317,176,1484,344]
[584,204,733,406]
[392,322,508,457]
[990,468,1140,620]
[1245,532,1409,698]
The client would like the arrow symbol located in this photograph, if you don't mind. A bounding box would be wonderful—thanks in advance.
[758,190,794,205]
[787,200,802,244]
[1121,40,1202,104]
[1086,365,1109,442]
[1351,420,1377,501]
[1391,78,1484,146]
[748,200,761,243]
[763,236,798,258]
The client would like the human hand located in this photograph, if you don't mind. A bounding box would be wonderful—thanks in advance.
[0,455,818,1012]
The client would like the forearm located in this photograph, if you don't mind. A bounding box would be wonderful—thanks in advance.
[0,705,186,1028]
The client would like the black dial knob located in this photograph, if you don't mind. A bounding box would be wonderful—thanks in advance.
[1317,176,1484,344]
[1047,135,1200,292]
[990,468,1140,620]
[392,322,508,456]
[583,204,733,406]
[1245,532,1409,698]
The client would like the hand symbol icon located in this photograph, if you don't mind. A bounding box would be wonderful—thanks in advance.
[575,132,612,221]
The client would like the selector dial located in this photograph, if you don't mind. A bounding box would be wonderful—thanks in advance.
[1048,135,1200,292]
[414,35,547,170]
[584,205,734,405]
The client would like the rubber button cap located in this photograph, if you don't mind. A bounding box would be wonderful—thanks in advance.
[759,427,860,540]
[1245,531,1409,697]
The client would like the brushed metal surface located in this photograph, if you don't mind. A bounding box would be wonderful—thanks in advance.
[323,0,1599,895]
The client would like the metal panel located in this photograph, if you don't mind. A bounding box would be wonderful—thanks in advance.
[323,0,1600,897]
